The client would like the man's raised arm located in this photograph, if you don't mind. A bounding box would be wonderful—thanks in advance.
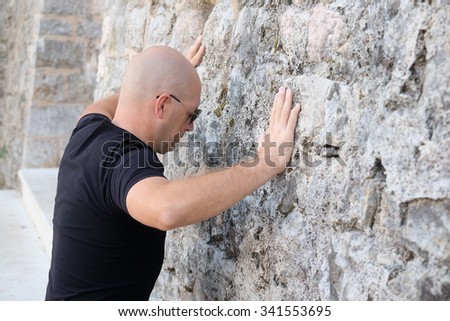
[126,86,301,231]
[78,92,120,121]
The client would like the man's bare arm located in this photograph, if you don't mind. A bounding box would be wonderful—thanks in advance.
[78,92,120,121]
[126,87,301,231]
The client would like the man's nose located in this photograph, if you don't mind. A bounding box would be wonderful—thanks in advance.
[185,121,194,132]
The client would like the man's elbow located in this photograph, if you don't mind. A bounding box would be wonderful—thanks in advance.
[151,206,183,231]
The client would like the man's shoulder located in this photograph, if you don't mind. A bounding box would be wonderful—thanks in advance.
[72,113,118,139]
[77,113,110,127]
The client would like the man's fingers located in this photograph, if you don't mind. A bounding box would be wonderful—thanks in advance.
[186,35,202,58]
[287,103,301,133]
[186,35,205,66]
[263,87,301,173]
[280,88,293,124]
[190,45,206,67]
[270,86,286,127]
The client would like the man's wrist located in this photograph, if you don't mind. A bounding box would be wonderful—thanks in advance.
[239,156,278,182]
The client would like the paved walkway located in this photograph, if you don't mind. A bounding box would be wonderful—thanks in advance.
[0,190,49,300]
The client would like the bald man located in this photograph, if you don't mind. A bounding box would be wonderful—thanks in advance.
[45,37,300,300]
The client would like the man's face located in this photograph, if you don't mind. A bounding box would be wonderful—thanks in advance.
[159,92,201,154]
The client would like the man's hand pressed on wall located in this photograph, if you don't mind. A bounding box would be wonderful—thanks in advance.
[258,86,301,174]
[186,35,206,67]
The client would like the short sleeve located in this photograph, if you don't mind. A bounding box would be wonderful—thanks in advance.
[73,113,110,135]
[108,145,165,215]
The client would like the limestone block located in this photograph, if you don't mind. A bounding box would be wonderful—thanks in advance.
[94,0,128,99]
[42,0,88,15]
[39,19,72,36]
[36,39,84,69]
[279,7,309,60]
[0,0,41,188]
[174,0,215,11]
[169,9,206,52]
[402,199,450,262]
[25,104,84,137]
[0,42,7,59]
[65,73,96,103]
[77,19,102,39]
[33,69,65,103]
[0,65,5,81]
[306,5,346,62]
[124,2,151,52]
[22,138,61,168]
[144,7,176,46]
[386,258,450,300]
[91,0,110,17]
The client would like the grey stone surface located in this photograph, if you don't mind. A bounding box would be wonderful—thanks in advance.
[36,39,84,69]
[77,19,102,39]
[22,104,84,167]
[39,19,72,36]
[0,0,6,187]
[65,73,96,103]
[22,138,63,168]
[42,0,88,15]
[0,0,105,186]
[0,0,40,188]
[93,0,450,300]
[25,104,83,137]
[33,70,66,103]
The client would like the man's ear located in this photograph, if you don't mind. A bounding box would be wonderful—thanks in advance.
[155,95,168,120]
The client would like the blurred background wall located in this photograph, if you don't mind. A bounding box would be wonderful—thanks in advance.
[0,0,104,188]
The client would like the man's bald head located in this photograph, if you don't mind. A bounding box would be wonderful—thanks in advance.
[120,45,201,109]
[113,45,201,150]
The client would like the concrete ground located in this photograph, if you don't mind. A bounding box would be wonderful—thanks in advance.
[0,189,50,300]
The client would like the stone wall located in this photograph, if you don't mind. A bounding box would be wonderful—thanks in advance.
[0,0,41,188]
[26,0,104,168]
[0,0,104,188]
[86,0,450,300]
[0,1,9,187]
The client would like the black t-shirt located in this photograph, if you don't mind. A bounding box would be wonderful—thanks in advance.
[45,114,166,300]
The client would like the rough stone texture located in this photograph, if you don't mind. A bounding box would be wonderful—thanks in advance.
[95,0,450,300]
[42,0,88,15]
[0,2,9,186]
[39,19,72,36]
[95,0,214,98]
[0,0,41,188]
[0,0,105,187]
[22,0,105,169]
[36,39,85,69]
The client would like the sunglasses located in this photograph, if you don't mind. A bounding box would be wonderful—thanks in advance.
[156,94,202,124]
